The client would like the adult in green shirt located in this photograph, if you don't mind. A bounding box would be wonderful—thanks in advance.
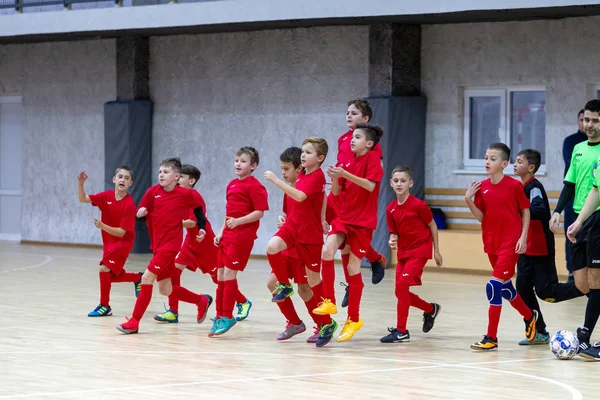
[561,99,600,360]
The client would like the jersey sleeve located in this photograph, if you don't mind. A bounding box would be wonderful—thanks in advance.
[386,204,397,235]
[373,143,383,160]
[250,182,269,212]
[474,189,485,214]
[88,191,105,210]
[417,201,434,225]
[282,194,288,215]
[139,187,154,211]
[120,199,137,234]
[303,172,326,198]
[189,189,204,209]
[365,152,384,182]
[564,150,578,184]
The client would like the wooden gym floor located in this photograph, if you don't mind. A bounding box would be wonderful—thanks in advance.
[0,242,595,399]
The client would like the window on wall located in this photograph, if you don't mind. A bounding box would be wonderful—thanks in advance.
[463,88,546,171]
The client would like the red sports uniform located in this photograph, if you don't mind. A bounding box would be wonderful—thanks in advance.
[474,176,530,279]
[140,184,203,281]
[386,195,433,286]
[219,176,269,271]
[89,190,136,274]
[330,150,384,258]
[326,130,383,223]
[175,190,218,276]
[276,169,326,273]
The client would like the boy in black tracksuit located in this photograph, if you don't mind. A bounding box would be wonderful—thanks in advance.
[513,149,584,344]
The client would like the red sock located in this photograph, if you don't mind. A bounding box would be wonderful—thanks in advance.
[409,293,433,313]
[509,294,533,320]
[365,245,381,264]
[347,273,364,322]
[267,252,290,286]
[222,280,237,319]
[321,259,336,303]
[309,282,331,325]
[396,281,410,332]
[304,297,321,325]
[487,305,502,340]
[132,284,153,321]
[172,285,206,307]
[277,298,302,325]
[342,253,350,282]
[236,288,247,304]
[99,272,111,306]
[169,268,183,313]
[111,272,141,283]
[216,281,224,318]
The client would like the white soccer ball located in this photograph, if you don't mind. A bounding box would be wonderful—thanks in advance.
[550,330,579,360]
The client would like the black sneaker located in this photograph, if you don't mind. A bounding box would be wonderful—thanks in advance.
[340,282,349,308]
[578,342,600,360]
[370,255,386,284]
[380,328,410,343]
[422,303,441,333]
[316,320,338,348]
[577,327,591,354]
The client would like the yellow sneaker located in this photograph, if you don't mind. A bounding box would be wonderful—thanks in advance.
[336,318,363,342]
[470,335,498,351]
[313,298,337,315]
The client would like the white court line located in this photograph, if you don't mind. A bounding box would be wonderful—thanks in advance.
[457,364,583,400]
[0,255,52,273]
[0,351,583,399]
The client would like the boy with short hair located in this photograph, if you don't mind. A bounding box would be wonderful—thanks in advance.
[77,167,142,317]
[464,143,537,351]
[513,149,584,345]
[117,158,212,334]
[381,165,442,343]
[265,146,322,342]
[154,164,222,324]
[209,147,269,337]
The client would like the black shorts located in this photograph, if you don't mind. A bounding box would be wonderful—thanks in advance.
[517,254,558,284]
[571,211,600,271]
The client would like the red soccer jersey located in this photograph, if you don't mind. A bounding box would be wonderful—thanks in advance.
[474,176,530,255]
[338,150,384,229]
[222,175,269,241]
[89,190,136,258]
[336,130,383,168]
[284,168,326,245]
[139,184,202,253]
[386,195,433,260]
[183,190,215,251]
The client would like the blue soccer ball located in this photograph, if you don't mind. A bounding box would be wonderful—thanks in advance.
[550,330,579,360]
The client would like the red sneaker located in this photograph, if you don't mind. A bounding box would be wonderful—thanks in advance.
[117,317,139,334]
[306,325,320,343]
[197,294,213,324]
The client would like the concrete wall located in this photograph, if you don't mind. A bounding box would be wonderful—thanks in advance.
[0,40,116,243]
[150,26,369,253]
[422,15,600,191]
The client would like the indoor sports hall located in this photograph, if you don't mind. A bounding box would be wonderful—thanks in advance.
[1,1,599,399]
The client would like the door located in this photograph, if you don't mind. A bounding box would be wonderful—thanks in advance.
[0,96,22,241]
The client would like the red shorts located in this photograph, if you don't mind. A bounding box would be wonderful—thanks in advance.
[100,253,127,276]
[218,237,254,271]
[488,253,519,280]
[328,219,373,259]
[273,252,308,285]
[147,251,177,281]
[396,257,428,286]
[275,225,322,273]
[175,238,219,276]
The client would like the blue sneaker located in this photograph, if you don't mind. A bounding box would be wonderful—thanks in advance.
[271,284,294,302]
[235,300,253,321]
[213,317,237,336]
[88,304,112,317]
[134,272,143,297]
[208,317,220,337]
[316,319,338,348]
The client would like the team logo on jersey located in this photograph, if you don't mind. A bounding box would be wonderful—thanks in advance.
[593,163,598,179]
[107,201,112,205]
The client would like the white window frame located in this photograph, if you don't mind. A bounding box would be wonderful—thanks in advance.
[461,86,546,174]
